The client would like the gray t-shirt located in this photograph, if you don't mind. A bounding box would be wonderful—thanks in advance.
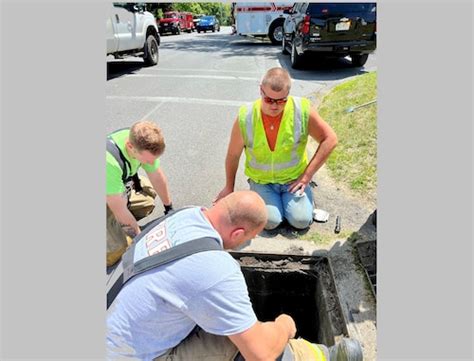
[107,207,257,360]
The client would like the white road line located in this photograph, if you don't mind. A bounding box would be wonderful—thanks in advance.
[139,102,166,121]
[127,74,259,81]
[106,95,245,107]
[145,68,262,75]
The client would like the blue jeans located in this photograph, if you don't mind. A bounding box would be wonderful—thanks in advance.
[249,180,314,230]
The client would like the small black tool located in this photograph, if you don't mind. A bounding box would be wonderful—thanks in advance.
[334,216,341,234]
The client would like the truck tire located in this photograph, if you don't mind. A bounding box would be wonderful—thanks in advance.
[351,53,369,67]
[143,34,159,66]
[281,36,289,55]
[290,40,304,69]
[269,19,284,45]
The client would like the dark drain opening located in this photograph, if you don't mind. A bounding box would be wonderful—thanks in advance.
[241,267,321,342]
[231,253,348,346]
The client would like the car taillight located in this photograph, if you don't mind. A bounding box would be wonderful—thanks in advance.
[302,15,311,34]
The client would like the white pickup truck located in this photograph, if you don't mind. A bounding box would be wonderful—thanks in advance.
[106,3,160,66]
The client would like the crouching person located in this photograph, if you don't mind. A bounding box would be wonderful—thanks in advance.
[106,121,173,267]
[106,190,362,361]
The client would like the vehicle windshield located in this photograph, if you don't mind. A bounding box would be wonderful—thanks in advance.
[164,13,178,19]
[201,16,214,21]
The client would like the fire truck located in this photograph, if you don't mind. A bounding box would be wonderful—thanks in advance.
[232,2,293,44]
[158,11,194,35]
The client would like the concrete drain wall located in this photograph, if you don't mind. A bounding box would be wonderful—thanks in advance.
[230,252,348,346]
[356,240,377,298]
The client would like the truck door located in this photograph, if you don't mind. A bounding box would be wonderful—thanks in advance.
[111,3,137,51]
[106,4,119,53]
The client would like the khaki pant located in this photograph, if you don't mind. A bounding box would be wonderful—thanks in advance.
[154,328,239,361]
[106,177,157,267]
[153,328,326,361]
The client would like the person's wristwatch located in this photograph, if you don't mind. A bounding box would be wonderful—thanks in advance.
[164,203,174,215]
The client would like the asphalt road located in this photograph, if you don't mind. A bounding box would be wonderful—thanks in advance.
[106,26,377,216]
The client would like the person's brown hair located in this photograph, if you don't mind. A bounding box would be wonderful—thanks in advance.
[261,67,292,93]
[129,121,165,155]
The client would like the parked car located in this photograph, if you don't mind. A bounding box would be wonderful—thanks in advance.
[282,3,376,69]
[106,3,160,66]
[193,14,204,30]
[159,11,191,35]
[196,15,220,33]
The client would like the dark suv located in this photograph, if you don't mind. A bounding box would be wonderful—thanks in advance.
[282,3,376,69]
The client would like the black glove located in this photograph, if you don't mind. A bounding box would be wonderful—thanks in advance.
[164,203,174,215]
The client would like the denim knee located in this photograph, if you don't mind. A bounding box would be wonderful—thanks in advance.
[265,207,283,230]
[286,213,312,230]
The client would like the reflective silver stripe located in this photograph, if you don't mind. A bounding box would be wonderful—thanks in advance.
[249,157,272,171]
[273,157,299,170]
[245,103,264,169]
[245,104,254,148]
[291,97,303,164]
[293,97,303,144]
[249,154,299,171]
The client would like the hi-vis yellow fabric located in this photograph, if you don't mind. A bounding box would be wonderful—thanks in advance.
[238,96,310,184]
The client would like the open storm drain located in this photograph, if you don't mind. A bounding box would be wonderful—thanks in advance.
[230,252,349,346]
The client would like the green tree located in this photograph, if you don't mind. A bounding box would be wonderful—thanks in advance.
[145,2,232,25]
[174,3,203,14]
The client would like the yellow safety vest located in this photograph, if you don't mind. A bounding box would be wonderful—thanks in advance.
[238,96,310,184]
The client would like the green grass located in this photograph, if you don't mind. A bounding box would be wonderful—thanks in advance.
[303,230,358,245]
[319,72,377,193]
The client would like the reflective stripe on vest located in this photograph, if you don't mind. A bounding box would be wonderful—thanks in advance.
[239,96,310,183]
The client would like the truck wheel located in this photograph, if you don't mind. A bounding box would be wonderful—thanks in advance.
[291,40,304,69]
[269,20,284,45]
[281,36,289,55]
[351,54,369,67]
[176,26,181,35]
[212,26,215,32]
[143,34,159,66]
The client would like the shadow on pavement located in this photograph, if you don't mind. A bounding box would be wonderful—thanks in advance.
[161,33,372,83]
[107,60,146,81]
[260,220,311,239]
[278,53,371,82]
